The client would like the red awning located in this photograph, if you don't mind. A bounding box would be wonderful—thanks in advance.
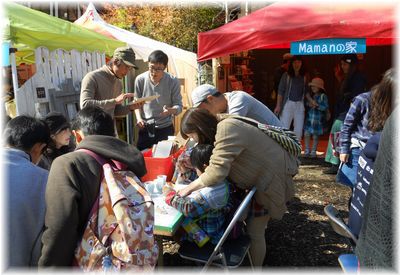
[198,2,396,61]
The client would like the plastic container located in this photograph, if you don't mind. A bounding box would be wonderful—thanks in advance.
[141,148,184,182]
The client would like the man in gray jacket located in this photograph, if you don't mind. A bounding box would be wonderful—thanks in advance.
[3,116,50,267]
[191,84,282,127]
[39,106,146,267]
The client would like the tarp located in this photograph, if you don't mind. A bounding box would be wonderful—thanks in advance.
[3,2,125,65]
[74,3,198,96]
[198,1,397,61]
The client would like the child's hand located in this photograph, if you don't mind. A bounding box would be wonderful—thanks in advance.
[164,189,177,205]
[311,99,318,108]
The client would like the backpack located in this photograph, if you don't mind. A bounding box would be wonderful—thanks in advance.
[74,149,158,272]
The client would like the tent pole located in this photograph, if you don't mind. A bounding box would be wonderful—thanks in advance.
[10,48,19,115]
[225,1,228,23]
[55,2,59,18]
[50,2,53,16]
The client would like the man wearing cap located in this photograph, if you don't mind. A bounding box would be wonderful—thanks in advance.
[134,50,183,150]
[80,46,143,134]
[191,84,282,127]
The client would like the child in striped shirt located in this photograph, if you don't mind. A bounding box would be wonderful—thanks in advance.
[163,144,233,245]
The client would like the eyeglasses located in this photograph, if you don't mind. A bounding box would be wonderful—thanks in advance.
[149,66,165,73]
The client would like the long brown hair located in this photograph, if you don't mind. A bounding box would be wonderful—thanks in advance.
[180,108,218,144]
[368,68,395,132]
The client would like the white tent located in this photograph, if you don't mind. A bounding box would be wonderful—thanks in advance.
[74,3,198,107]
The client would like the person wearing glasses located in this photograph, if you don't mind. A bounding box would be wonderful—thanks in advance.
[134,50,183,150]
[3,115,51,267]
[80,46,144,135]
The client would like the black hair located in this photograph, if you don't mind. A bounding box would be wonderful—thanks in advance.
[3,115,50,151]
[71,106,115,137]
[288,55,306,77]
[190,144,214,173]
[148,50,168,66]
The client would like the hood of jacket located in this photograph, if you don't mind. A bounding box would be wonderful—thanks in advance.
[76,135,146,177]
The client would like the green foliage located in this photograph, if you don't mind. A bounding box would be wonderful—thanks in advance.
[100,4,225,53]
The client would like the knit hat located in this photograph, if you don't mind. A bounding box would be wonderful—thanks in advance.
[191,84,219,107]
[309,77,325,91]
[113,46,138,69]
[341,54,358,64]
[44,112,70,135]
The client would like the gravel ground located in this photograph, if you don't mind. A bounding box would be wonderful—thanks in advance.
[159,156,353,270]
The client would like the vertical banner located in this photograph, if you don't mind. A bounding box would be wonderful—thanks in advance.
[2,42,10,66]
[291,38,366,55]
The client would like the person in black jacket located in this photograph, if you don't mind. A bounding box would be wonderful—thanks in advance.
[39,106,146,267]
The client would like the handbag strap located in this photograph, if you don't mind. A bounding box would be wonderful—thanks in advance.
[233,117,301,157]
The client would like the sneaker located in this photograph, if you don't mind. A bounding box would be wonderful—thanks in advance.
[302,152,310,158]
[323,165,338,174]
[310,152,317,158]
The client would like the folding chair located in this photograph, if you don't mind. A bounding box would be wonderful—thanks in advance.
[178,186,256,271]
[324,204,358,244]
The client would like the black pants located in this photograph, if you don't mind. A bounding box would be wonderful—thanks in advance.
[136,124,174,151]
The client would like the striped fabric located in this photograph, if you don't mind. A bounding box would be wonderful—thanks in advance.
[234,117,302,157]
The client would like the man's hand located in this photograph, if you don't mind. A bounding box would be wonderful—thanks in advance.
[136,119,146,129]
[159,105,176,118]
[339,153,349,163]
[115,93,134,104]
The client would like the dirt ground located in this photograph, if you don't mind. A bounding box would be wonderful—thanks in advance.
[160,155,354,270]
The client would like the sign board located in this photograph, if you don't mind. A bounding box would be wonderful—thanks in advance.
[291,38,366,55]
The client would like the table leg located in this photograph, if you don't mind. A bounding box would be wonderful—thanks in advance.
[156,235,164,267]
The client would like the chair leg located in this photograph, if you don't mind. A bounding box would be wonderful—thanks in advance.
[247,251,254,270]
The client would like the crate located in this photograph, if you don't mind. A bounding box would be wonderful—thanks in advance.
[141,148,184,182]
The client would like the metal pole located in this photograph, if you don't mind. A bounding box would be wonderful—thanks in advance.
[225,1,228,23]
[245,1,249,16]
[54,1,58,18]
[77,2,81,18]
[49,1,53,16]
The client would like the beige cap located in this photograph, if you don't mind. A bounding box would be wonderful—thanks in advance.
[309,77,325,91]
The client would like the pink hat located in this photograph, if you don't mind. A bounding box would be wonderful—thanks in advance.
[309,77,325,91]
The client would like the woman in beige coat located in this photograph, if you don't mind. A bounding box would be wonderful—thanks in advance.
[177,108,299,266]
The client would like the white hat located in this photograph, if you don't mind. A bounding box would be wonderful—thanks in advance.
[191,84,219,107]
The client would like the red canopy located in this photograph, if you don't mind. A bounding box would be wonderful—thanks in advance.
[198,2,396,61]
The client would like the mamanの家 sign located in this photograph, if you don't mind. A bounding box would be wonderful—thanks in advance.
[291,38,366,55]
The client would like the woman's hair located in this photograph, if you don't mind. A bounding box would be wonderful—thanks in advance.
[180,108,218,144]
[287,55,306,77]
[190,144,214,173]
[368,68,395,132]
